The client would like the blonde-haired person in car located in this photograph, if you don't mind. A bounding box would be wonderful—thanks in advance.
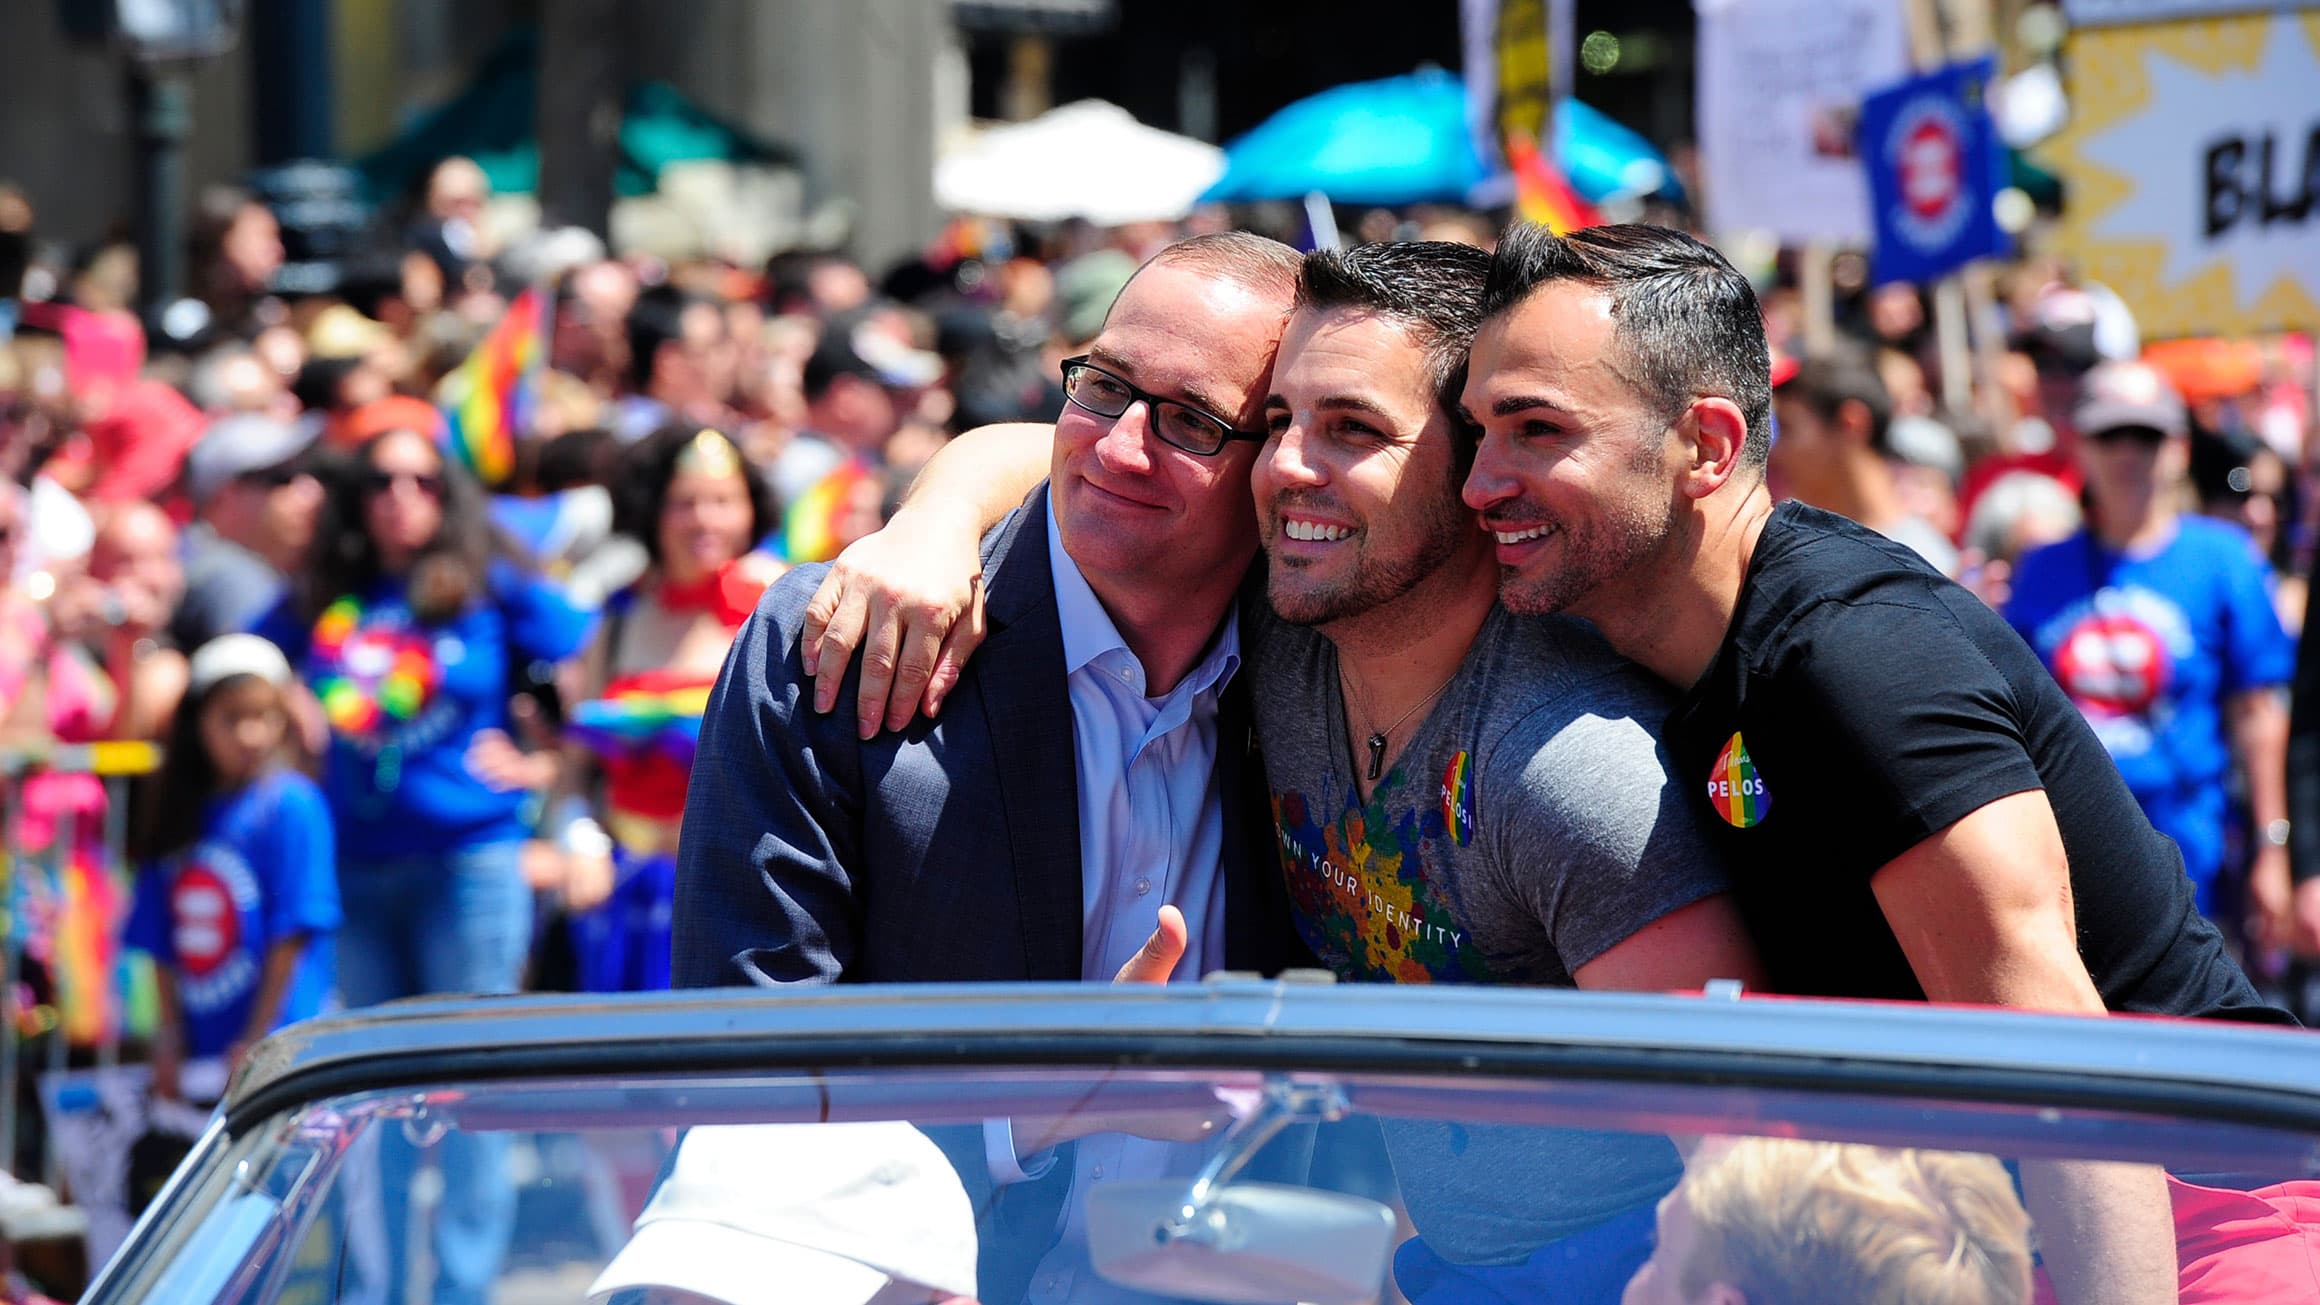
[1623,1138,2031,1305]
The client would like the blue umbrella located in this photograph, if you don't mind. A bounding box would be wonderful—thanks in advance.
[1201,68,1487,207]
[1556,98,1683,206]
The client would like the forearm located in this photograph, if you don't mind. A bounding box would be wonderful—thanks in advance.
[2230,688,2289,833]
[892,421,1054,536]
[2021,1160,2179,1305]
[239,935,310,1044]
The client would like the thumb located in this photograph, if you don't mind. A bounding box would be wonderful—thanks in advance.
[1115,905,1189,984]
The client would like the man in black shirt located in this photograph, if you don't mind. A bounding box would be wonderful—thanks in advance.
[1457,223,2287,1305]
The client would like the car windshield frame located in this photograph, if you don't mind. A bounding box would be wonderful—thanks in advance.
[84,982,2320,1305]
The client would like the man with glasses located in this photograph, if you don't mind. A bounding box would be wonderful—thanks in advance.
[174,412,324,649]
[676,229,1309,991]
[675,231,1315,1304]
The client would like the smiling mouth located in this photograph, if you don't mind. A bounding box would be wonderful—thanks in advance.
[1489,523,1553,545]
[1281,519,1353,542]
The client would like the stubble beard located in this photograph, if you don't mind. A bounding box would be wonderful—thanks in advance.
[1268,490,1472,629]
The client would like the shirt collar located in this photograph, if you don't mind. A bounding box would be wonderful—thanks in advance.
[1045,499,1241,698]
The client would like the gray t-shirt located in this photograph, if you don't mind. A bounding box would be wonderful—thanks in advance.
[1245,600,1732,1260]
[1246,600,1728,986]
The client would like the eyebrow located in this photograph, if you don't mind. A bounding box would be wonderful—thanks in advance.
[1489,394,1580,419]
[1089,346,1232,419]
[1265,393,1398,420]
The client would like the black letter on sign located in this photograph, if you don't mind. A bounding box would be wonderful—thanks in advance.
[2206,135,2246,238]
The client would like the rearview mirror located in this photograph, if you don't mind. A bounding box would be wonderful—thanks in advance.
[1086,1180,1396,1305]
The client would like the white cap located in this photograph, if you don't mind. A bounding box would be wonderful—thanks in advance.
[187,635,294,698]
[586,1122,978,1305]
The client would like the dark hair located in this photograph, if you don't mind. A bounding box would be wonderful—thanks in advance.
[299,429,521,626]
[624,284,698,394]
[612,424,780,570]
[1781,348,1895,454]
[1296,241,1491,418]
[1140,231,1303,305]
[130,674,286,865]
[1481,223,1774,467]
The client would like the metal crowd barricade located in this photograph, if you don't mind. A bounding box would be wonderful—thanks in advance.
[0,740,162,1186]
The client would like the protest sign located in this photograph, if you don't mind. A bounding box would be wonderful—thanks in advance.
[1693,0,1910,242]
[1859,56,2010,285]
[2055,9,2320,336]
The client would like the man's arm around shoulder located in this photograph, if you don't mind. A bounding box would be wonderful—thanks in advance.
[672,565,868,988]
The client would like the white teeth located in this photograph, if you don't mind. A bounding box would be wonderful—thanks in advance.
[1283,519,1353,542]
[1492,525,1553,544]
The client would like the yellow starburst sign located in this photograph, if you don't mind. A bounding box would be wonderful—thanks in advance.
[2053,10,2320,337]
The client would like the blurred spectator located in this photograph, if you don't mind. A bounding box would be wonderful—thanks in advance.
[126,635,338,1099]
[555,426,781,992]
[1770,349,1959,575]
[1959,470,2082,608]
[190,187,286,339]
[2004,361,2293,926]
[409,156,496,292]
[174,412,323,649]
[615,284,739,442]
[51,502,188,740]
[251,427,592,1304]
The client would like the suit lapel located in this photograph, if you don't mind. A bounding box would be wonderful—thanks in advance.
[974,486,1085,980]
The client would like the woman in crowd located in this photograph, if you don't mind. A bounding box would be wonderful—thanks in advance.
[558,425,781,992]
[253,423,591,1305]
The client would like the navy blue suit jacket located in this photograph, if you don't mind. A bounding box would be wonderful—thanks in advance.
[671,483,1309,986]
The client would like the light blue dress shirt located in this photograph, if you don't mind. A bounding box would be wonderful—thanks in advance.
[1046,503,1240,986]
[982,506,1246,1305]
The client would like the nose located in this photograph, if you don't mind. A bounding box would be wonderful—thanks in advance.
[1462,431,1515,512]
[1261,419,1325,490]
[1093,401,1158,477]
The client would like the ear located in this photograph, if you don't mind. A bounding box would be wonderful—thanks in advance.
[1699,1283,1750,1305]
[1681,398,1751,501]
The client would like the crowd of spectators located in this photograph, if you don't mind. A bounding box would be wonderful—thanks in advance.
[0,147,2314,1111]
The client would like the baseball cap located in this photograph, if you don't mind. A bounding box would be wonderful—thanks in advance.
[184,413,319,503]
[188,634,294,697]
[585,1122,978,1305]
[2074,360,2186,438]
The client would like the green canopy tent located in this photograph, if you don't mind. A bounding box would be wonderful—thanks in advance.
[353,30,800,206]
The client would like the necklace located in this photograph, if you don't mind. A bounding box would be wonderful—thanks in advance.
[1340,663,1460,782]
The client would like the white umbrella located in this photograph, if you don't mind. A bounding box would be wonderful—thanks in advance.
[935,101,1224,226]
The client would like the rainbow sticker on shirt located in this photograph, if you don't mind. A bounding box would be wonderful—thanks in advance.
[1439,751,1474,848]
[1706,731,1771,828]
[310,597,441,737]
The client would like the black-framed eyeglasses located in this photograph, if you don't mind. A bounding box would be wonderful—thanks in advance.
[1059,356,1264,457]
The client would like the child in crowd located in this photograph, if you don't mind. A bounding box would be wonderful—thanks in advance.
[126,635,340,1101]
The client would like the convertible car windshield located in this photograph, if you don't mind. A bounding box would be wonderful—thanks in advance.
[87,985,2320,1305]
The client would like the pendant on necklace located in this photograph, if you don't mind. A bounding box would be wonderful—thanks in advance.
[1365,732,1387,781]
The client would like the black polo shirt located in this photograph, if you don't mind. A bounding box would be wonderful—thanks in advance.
[1663,502,2286,1023]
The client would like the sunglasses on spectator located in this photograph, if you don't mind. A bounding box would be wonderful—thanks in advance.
[363,468,445,498]
[1059,356,1265,457]
[236,466,304,489]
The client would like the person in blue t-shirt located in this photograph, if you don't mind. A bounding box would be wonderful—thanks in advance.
[127,636,339,1103]
[251,426,592,1305]
[2004,361,2294,923]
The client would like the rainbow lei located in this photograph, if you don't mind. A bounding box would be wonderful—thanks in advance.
[310,596,441,736]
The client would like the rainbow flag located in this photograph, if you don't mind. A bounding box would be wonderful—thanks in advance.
[9,843,125,1046]
[1505,132,1603,235]
[439,286,548,490]
[568,683,715,765]
[783,458,877,564]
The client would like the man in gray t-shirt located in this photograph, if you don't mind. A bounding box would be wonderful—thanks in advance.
[1247,602,1725,987]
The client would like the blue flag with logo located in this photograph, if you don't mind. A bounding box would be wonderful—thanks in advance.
[1858,56,2009,286]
